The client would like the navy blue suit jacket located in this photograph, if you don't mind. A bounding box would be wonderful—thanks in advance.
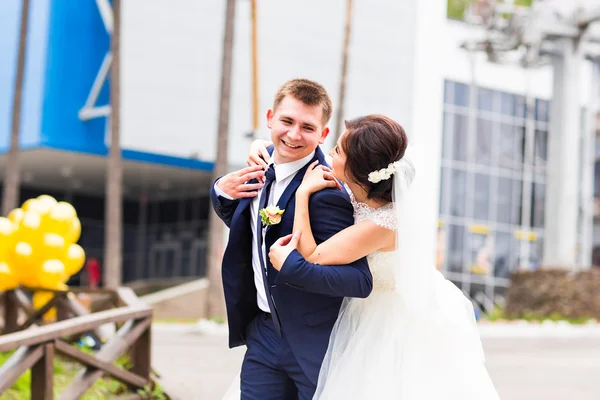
[210,146,373,384]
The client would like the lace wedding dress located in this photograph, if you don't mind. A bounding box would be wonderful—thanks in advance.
[313,193,500,399]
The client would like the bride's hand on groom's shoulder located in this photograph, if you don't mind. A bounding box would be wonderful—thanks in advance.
[247,139,272,173]
[269,231,302,271]
[298,161,341,196]
[217,165,265,199]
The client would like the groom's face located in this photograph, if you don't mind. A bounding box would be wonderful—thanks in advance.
[267,95,330,164]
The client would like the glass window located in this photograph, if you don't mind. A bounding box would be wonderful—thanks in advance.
[469,231,493,276]
[454,82,469,107]
[498,123,524,170]
[473,173,490,220]
[535,99,550,122]
[534,129,548,167]
[442,111,452,160]
[595,161,600,197]
[493,231,513,279]
[500,92,515,116]
[452,114,469,162]
[450,169,467,217]
[448,224,465,274]
[497,177,522,225]
[533,238,543,270]
[444,81,453,104]
[514,95,527,118]
[439,167,449,215]
[475,118,493,165]
[531,183,545,228]
[527,239,543,270]
[478,88,495,112]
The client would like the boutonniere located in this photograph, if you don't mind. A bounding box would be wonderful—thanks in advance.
[259,205,285,227]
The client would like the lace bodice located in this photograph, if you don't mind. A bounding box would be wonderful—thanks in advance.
[347,187,397,292]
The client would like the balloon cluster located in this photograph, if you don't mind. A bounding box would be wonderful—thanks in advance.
[0,195,85,292]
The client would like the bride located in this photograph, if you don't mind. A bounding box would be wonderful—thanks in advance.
[240,114,499,399]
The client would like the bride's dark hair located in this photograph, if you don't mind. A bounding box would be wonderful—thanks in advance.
[340,115,408,203]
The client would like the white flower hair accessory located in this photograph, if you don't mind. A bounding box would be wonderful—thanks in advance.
[368,161,401,184]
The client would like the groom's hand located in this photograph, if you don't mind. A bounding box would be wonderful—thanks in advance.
[217,165,265,199]
[269,231,302,271]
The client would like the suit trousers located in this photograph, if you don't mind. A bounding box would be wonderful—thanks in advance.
[241,311,316,400]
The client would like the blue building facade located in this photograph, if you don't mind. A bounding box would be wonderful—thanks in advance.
[1,0,214,284]
[1,0,212,169]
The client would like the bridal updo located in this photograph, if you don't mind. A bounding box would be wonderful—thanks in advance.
[340,115,408,203]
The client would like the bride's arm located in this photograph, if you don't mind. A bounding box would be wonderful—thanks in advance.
[292,161,337,258]
[294,190,394,264]
[292,188,318,257]
[304,216,394,265]
[292,162,394,265]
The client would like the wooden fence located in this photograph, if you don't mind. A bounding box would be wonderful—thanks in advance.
[0,286,166,399]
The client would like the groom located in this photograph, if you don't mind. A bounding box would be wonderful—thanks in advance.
[211,78,373,399]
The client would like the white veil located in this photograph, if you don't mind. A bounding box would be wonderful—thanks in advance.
[391,145,435,317]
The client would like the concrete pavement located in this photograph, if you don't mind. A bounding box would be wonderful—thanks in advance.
[151,323,600,400]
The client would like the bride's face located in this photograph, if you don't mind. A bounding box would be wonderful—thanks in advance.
[329,132,349,183]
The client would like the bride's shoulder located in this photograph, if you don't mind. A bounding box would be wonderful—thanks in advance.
[343,184,396,231]
[353,202,396,232]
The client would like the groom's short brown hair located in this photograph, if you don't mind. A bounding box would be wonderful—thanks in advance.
[273,79,333,125]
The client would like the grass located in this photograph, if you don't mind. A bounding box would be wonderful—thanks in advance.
[0,345,167,399]
[484,305,595,325]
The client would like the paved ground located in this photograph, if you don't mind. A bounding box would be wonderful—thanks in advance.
[152,324,600,400]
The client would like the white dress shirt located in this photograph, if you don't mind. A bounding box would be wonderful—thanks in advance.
[214,151,315,313]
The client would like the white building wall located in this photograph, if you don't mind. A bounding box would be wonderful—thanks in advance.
[120,0,451,168]
[120,0,225,161]
[119,1,596,162]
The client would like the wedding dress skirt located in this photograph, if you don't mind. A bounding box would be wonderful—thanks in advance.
[314,265,499,400]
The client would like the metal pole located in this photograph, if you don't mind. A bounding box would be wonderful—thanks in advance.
[579,60,599,267]
[543,38,582,268]
[520,69,536,270]
[333,0,353,141]
[2,0,30,216]
[251,0,259,133]
[104,0,123,288]
[206,0,236,318]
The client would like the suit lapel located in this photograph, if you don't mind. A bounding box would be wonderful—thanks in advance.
[266,147,327,234]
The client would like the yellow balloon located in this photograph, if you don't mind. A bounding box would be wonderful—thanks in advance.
[22,198,41,213]
[54,202,77,219]
[41,233,66,259]
[0,217,16,260]
[15,211,43,245]
[45,202,77,237]
[11,242,41,287]
[63,244,86,276]
[7,208,25,225]
[12,241,34,265]
[37,195,57,211]
[21,199,52,220]
[0,261,19,291]
[38,259,66,290]
[32,291,57,321]
[63,218,81,244]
